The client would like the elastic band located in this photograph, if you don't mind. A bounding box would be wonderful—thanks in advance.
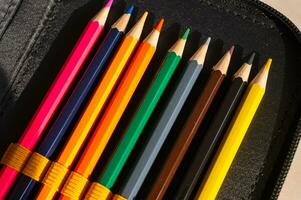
[84,182,112,200]
[112,194,127,200]
[22,152,51,181]
[61,171,89,199]
[42,161,69,191]
[0,143,32,172]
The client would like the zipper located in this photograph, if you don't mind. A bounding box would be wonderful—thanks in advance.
[247,0,301,199]
[271,117,301,199]
[251,0,301,42]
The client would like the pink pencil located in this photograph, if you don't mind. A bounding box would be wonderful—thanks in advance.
[0,0,113,198]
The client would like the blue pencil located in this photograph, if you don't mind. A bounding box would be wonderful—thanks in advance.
[9,6,133,199]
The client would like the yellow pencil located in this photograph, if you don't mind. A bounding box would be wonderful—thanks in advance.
[195,58,272,200]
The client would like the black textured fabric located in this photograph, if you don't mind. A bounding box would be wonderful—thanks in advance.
[0,0,23,38]
[0,0,300,199]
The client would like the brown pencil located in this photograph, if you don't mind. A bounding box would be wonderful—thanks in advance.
[145,46,234,200]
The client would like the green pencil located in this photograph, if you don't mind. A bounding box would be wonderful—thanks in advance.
[83,29,190,200]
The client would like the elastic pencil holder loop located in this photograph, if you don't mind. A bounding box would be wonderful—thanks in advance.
[0,143,32,172]
[22,152,51,181]
[42,161,69,191]
[84,182,112,200]
[61,171,90,199]
[113,194,127,200]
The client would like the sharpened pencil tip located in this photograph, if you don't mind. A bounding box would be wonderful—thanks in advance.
[155,19,164,32]
[181,28,191,40]
[126,11,148,39]
[251,58,272,87]
[126,5,134,14]
[105,0,113,7]
[247,52,256,65]
[141,11,149,22]
[205,37,211,45]
[229,45,235,55]
[264,58,272,71]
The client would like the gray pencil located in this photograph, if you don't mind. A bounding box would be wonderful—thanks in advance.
[113,37,211,200]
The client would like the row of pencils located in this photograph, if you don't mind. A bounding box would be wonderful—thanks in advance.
[0,0,272,200]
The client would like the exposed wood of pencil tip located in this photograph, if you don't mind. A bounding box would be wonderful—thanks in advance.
[233,53,255,82]
[190,37,211,65]
[169,28,190,56]
[112,8,133,32]
[92,0,112,24]
[212,46,234,75]
[251,58,272,88]
[127,11,148,39]
[143,19,164,47]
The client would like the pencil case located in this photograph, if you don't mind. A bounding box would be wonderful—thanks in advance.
[0,0,300,199]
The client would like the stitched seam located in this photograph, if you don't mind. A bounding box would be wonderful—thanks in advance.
[0,0,14,24]
[270,119,301,199]
[199,0,276,30]
[0,0,22,38]
[0,0,58,114]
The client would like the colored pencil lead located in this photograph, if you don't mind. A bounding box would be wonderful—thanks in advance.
[126,5,134,14]
[155,18,164,31]
[105,0,113,8]
[247,52,256,65]
[182,28,191,40]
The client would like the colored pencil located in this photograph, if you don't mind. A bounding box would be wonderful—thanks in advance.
[84,29,188,200]
[145,38,213,200]
[0,1,112,198]
[8,6,132,200]
[58,19,163,200]
[113,29,191,200]
[195,59,272,200]
[174,53,254,200]
[20,10,128,200]
[35,15,159,200]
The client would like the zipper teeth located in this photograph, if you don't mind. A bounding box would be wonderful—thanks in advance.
[249,0,301,199]
[251,0,301,41]
[272,119,301,199]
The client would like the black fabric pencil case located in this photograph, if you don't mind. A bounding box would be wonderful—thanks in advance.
[0,0,300,199]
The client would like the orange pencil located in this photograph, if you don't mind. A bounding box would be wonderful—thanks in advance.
[59,19,164,200]
[35,12,148,200]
